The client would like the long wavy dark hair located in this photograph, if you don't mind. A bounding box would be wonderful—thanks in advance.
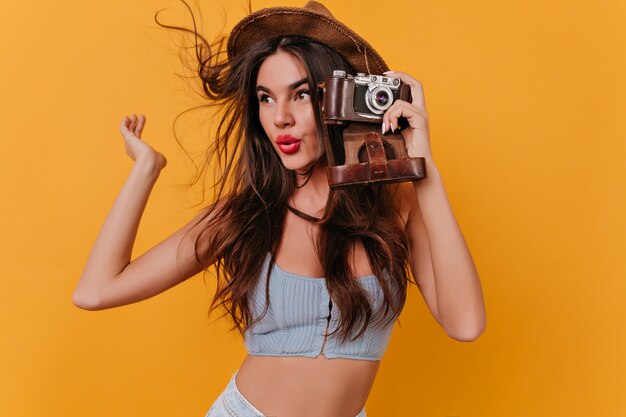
[156,1,416,344]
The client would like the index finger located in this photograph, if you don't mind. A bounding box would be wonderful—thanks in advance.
[383,71,427,113]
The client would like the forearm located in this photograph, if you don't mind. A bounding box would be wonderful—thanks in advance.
[414,158,486,340]
[74,159,161,302]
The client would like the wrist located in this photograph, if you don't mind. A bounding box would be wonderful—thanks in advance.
[133,156,163,180]
[415,157,441,185]
[406,141,432,159]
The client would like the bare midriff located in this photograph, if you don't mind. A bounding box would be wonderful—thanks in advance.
[236,354,380,417]
[231,194,405,416]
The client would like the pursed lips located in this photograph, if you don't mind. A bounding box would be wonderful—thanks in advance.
[275,135,301,154]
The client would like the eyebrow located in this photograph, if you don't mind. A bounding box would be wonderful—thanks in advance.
[256,78,309,94]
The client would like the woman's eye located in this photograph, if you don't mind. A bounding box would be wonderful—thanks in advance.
[258,94,273,103]
[296,89,311,100]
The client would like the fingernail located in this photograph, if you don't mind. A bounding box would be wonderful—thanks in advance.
[381,121,386,134]
[383,70,395,74]
[390,122,395,131]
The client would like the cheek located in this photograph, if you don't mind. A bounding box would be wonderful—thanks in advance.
[258,109,273,136]
[301,107,318,134]
[304,121,324,159]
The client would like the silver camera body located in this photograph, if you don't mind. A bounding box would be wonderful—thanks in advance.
[352,72,403,117]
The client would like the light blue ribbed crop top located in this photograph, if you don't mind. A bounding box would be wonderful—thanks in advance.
[243,254,397,361]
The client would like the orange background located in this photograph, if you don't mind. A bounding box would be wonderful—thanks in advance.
[1,0,624,416]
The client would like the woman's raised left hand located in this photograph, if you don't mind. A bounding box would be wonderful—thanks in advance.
[381,71,432,159]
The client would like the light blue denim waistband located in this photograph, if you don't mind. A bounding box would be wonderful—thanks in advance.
[205,369,367,417]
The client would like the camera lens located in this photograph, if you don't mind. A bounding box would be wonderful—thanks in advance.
[365,85,394,114]
[375,91,389,106]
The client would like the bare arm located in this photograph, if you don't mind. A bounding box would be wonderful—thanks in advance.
[72,115,211,310]
[404,162,486,341]
[382,71,486,341]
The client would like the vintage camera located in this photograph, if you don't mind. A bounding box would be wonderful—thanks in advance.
[321,70,412,124]
[317,70,426,188]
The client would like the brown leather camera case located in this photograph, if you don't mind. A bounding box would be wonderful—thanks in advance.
[318,77,426,189]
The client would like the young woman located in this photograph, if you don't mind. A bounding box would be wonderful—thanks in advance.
[73,2,486,416]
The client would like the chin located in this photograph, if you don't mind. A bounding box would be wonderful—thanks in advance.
[278,156,316,172]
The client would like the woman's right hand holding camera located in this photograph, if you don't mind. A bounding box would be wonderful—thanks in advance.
[120,114,167,175]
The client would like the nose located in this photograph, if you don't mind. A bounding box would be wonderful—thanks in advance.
[273,101,295,128]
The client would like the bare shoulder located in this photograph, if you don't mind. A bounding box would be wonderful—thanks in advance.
[180,198,231,261]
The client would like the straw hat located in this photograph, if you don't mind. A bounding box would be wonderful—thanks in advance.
[227,1,389,75]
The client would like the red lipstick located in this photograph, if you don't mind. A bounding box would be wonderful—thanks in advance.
[276,135,301,154]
